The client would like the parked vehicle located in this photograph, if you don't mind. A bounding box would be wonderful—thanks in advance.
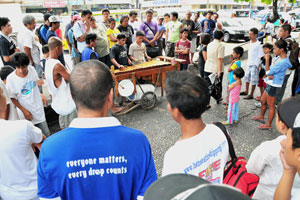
[235,17,263,31]
[219,18,249,43]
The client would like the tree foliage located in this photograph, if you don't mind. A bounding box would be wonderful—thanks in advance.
[235,0,296,23]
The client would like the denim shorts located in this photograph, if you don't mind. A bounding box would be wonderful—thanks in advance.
[265,84,277,97]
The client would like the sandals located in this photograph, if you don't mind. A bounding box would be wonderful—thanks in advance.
[221,121,232,125]
[240,91,248,96]
[258,124,272,130]
[244,95,254,100]
[251,116,265,123]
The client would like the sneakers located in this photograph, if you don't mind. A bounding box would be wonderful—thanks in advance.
[255,102,261,108]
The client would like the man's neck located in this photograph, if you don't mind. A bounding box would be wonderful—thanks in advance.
[49,52,59,60]
[251,39,257,43]
[179,118,206,141]
[77,108,108,118]
[129,19,134,23]
[1,30,9,36]
[146,20,151,23]
[51,27,56,31]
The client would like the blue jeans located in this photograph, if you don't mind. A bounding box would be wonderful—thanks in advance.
[35,120,50,137]
[227,102,239,124]
[180,64,188,70]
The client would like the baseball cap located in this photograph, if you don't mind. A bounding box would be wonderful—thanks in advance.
[71,11,79,17]
[144,174,251,200]
[278,96,300,129]
[49,16,62,23]
[72,15,81,21]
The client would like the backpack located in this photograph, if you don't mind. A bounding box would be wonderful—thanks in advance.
[35,24,47,45]
[214,122,259,197]
[286,38,300,70]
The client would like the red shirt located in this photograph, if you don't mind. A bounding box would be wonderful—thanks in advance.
[176,39,191,64]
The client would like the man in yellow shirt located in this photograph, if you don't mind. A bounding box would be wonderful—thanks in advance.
[106,17,120,49]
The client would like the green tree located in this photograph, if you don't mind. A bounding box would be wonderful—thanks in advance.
[235,0,296,23]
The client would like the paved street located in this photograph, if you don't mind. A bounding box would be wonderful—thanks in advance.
[116,59,292,177]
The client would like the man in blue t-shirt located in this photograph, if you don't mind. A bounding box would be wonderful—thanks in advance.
[37,60,157,200]
[201,11,216,39]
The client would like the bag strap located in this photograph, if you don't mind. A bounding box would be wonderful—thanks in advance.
[144,22,155,35]
[213,122,237,160]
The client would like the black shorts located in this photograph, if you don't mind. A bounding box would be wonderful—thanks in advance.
[265,84,277,97]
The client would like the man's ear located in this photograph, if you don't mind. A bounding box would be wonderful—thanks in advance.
[168,103,182,122]
[106,88,114,109]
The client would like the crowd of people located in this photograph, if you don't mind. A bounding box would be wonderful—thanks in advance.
[0,7,300,200]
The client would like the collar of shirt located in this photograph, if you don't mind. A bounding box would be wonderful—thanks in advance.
[69,117,121,128]
[0,31,12,43]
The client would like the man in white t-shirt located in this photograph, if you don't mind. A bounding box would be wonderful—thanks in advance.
[6,53,50,136]
[162,71,229,184]
[129,10,140,43]
[73,10,92,53]
[18,15,43,80]
[0,86,46,200]
[240,28,264,100]
[45,37,77,129]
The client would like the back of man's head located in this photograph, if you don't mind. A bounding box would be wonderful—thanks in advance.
[0,65,14,81]
[165,71,209,119]
[48,37,62,51]
[70,60,113,111]
[214,30,224,40]
[281,24,292,35]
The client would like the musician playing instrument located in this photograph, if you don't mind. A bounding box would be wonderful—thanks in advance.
[129,31,151,65]
[110,33,132,69]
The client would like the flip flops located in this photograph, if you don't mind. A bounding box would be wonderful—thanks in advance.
[221,121,233,125]
[252,116,265,123]
[240,91,248,96]
[244,95,254,100]
[258,124,272,131]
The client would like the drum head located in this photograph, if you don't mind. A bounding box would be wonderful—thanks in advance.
[118,79,134,97]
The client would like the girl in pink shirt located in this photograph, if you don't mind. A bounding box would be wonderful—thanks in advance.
[223,67,245,125]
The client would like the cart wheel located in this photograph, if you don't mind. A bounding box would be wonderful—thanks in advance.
[140,91,157,110]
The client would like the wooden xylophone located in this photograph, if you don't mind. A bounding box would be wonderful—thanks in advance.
[111,59,178,97]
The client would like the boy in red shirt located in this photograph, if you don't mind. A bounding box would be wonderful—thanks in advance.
[175,28,191,70]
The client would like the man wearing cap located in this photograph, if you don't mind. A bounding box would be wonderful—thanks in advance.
[162,71,229,184]
[39,13,51,45]
[65,11,79,54]
[46,16,65,66]
[73,9,93,53]
[247,96,300,199]
[37,60,157,200]
[18,15,43,80]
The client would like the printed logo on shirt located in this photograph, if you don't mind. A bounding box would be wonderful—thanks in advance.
[178,44,187,50]
[21,81,37,95]
[120,50,127,58]
[198,159,221,184]
[66,155,128,179]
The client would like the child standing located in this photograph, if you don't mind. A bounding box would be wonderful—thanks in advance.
[175,28,191,70]
[256,43,273,103]
[129,31,151,65]
[225,47,244,107]
[222,67,245,125]
[110,33,132,69]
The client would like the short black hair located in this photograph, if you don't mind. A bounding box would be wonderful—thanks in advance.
[207,10,213,14]
[233,67,245,79]
[101,8,110,14]
[136,30,145,37]
[0,17,9,31]
[200,33,210,45]
[50,22,59,27]
[81,9,92,17]
[70,60,113,110]
[203,12,208,17]
[165,71,209,119]
[233,46,244,58]
[42,45,49,54]
[120,15,129,24]
[0,65,14,81]
[108,17,116,23]
[170,11,178,19]
[180,28,188,34]
[129,10,138,16]
[263,43,273,50]
[214,30,224,40]
[11,53,30,68]
[250,27,258,35]
[280,18,285,23]
[117,33,126,40]
[44,13,51,21]
[146,9,154,15]
[281,24,292,34]
[164,13,170,17]
[266,18,270,22]
[85,33,97,44]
